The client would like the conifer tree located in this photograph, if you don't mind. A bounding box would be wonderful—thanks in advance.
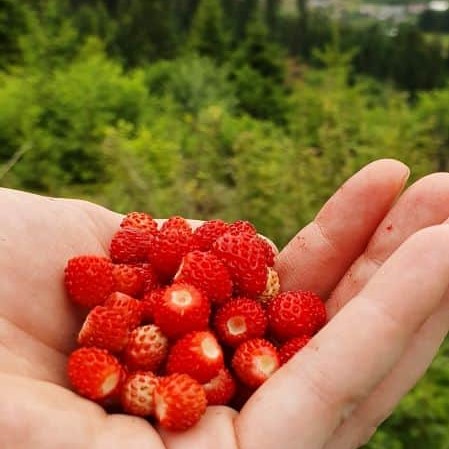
[187,0,229,62]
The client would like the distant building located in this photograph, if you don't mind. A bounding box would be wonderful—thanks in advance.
[429,0,449,11]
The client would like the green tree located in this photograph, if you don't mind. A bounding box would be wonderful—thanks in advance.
[0,0,28,68]
[187,0,229,62]
[112,0,176,66]
[231,16,289,124]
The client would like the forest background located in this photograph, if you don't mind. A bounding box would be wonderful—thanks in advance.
[2,1,449,447]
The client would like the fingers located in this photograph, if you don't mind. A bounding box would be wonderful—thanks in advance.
[327,172,449,317]
[275,159,409,296]
[236,225,449,449]
[324,293,449,449]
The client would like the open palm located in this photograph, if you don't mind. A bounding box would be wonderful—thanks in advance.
[2,159,449,449]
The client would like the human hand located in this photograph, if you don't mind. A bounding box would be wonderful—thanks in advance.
[1,159,449,449]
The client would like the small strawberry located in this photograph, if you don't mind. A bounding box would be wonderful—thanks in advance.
[211,232,269,297]
[109,228,152,264]
[123,324,169,372]
[64,255,114,308]
[141,287,166,323]
[228,220,257,235]
[153,283,210,339]
[203,368,236,406]
[174,250,233,305]
[258,267,280,306]
[278,335,311,365]
[153,373,207,431]
[192,219,230,251]
[231,338,280,388]
[112,264,144,297]
[229,380,255,411]
[166,331,224,383]
[67,347,123,401]
[104,292,143,329]
[148,217,193,282]
[160,216,192,233]
[121,371,159,417]
[135,263,159,293]
[78,306,131,352]
[267,290,327,342]
[120,212,158,234]
[213,298,267,347]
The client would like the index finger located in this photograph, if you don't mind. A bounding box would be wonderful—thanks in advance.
[275,159,410,297]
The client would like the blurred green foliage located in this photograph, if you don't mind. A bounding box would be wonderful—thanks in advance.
[1,1,449,447]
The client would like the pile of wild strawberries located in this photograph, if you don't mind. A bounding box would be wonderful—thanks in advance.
[64,213,326,431]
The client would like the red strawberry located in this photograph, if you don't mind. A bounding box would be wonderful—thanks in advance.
[174,250,232,305]
[211,232,269,297]
[148,217,193,282]
[78,306,131,352]
[192,219,229,251]
[267,290,326,342]
[121,371,159,417]
[135,263,159,293]
[123,324,169,372]
[228,220,257,235]
[109,228,152,264]
[104,292,143,329]
[67,347,123,401]
[153,283,210,339]
[120,212,158,234]
[203,368,236,406]
[160,216,192,233]
[154,373,207,431]
[213,298,267,347]
[278,335,311,365]
[258,267,280,305]
[141,287,166,323]
[229,380,255,411]
[231,338,280,388]
[166,331,224,383]
[112,264,144,297]
[64,255,114,308]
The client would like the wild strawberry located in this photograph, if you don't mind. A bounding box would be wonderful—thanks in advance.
[104,292,143,329]
[192,219,230,251]
[120,212,158,234]
[228,220,257,235]
[148,217,193,282]
[258,267,280,306]
[166,331,224,383]
[231,338,280,388]
[141,287,166,323]
[229,380,255,411]
[78,306,131,352]
[211,232,269,297]
[112,264,144,297]
[203,368,236,406]
[278,335,311,365]
[67,347,123,401]
[109,228,152,264]
[121,371,159,417]
[123,324,169,372]
[174,251,232,305]
[135,263,159,293]
[153,283,210,339]
[64,255,114,308]
[154,373,207,431]
[267,290,327,342]
[213,298,267,347]
[160,216,192,233]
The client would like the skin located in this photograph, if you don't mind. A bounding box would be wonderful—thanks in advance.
[2,159,449,449]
